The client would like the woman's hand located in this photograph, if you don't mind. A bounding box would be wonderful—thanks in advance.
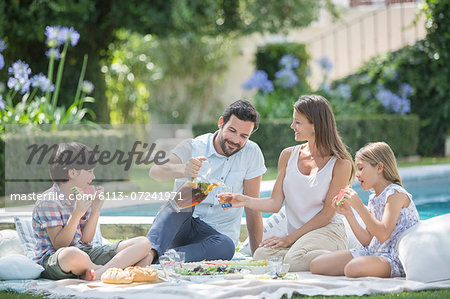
[221,193,248,209]
[259,235,292,249]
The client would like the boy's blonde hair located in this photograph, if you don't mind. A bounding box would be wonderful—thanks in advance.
[355,142,402,186]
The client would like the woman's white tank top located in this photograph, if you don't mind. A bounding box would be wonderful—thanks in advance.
[283,144,343,234]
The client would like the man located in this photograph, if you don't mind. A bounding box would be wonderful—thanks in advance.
[146,99,266,263]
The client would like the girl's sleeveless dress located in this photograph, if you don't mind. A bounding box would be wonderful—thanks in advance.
[350,184,419,277]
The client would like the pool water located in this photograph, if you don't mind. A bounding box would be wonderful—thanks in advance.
[101,165,450,220]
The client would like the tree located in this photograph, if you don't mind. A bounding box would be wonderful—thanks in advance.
[0,0,335,123]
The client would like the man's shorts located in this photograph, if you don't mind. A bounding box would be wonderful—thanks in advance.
[40,241,121,280]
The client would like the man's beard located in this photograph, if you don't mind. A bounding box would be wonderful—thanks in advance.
[218,133,243,156]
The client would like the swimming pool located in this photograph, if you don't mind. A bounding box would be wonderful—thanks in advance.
[101,164,450,220]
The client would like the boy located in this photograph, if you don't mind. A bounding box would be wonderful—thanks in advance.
[32,142,152,280]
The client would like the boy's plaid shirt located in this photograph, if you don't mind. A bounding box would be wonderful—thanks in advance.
[32,184,91,264]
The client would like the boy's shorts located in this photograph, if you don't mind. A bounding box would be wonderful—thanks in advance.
[40,241,121,280]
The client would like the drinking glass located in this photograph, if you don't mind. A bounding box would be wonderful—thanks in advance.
[268,255,283,275]
[216,185,233,208]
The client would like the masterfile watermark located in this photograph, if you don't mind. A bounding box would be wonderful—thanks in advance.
[26,141,169,171]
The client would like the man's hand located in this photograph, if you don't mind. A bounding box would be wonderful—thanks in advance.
[259,235,292,249]
[184,156,207,178]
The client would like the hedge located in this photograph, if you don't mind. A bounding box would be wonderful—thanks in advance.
[1,128,133,196]
[193,114,420,168]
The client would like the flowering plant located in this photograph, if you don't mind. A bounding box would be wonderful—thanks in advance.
[315,55,412,115]
[242,54,310,119]
[0,26,95,132]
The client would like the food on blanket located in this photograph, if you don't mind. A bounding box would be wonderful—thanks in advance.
[125,266,158,282]
[201,260,267,267]
[229,260,267,267]
[336,185,352,206]
[72,185,99,200]
[174,181,222,209]
[101,268,134,284]
[175,265,241,276]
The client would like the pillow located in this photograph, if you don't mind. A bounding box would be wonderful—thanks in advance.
[342,211,365,250]
[239,207,288,256]
[0,254,44,280]
[398,213,450,282]
[0,230,25,258]
[14,217,104,260]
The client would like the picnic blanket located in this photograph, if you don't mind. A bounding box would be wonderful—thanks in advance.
[24,273,450,299]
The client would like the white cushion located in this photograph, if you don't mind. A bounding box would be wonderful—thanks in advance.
[398,213,450,282]
[239,207,288,256]
[343,211,365,250]
[0,230,25,258]
[0,254,44,280]
[14,216,104,260]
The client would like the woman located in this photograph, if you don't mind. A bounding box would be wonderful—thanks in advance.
[229,95,354,271]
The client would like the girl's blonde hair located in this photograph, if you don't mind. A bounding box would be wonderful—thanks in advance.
[355,142,402,186]
[294,95,355,183]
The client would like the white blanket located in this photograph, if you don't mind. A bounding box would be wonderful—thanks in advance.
[30,273,450,299]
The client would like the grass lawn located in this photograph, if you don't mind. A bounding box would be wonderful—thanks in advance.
[1,288,449,298]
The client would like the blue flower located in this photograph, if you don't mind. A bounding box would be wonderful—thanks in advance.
[45,26,62,47]
[81,80,94,94]
[45,48,61,60]
[0,39,5,52]
[0,96,5,111]
[7,76,30,94]
[336,83,352,99]
[58,27,80,47]
[242,70,274,93]
[316,56,333,72]
[399,83,413,98]
[0,54,4,70]
[275,68,298,89]
[30,73,54,92]
[8,60,31,80]
[375,87,410,114]
[279,54,299,70]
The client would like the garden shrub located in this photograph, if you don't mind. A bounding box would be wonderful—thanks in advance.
[193,114,419,168]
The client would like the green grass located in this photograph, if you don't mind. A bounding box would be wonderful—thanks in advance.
[1,288,449,298]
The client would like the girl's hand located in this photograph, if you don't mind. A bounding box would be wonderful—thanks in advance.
[91,186,104,212]
[332,195,353,216]
[259,236,292,249]
[343,188,362,208]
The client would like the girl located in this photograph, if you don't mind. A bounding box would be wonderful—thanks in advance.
[228,95,354,271]
[310,142,419,278]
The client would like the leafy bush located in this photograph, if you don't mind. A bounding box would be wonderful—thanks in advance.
[105,31,234,124]
[193,115,419,168]
[328,0,449,156]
